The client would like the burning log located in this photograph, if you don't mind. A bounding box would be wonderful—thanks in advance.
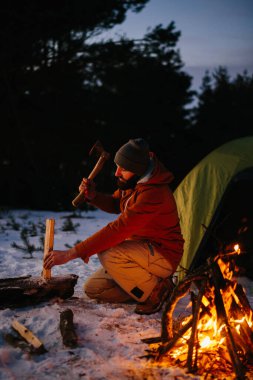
[186,279,208,372]
[142,245,253,380]
[161,268,209,341]
[209,259,246,379]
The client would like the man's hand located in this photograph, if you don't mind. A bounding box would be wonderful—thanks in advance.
[44,248,78,269]
[79,178,97,201]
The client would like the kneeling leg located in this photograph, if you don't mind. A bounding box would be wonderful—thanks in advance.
[84,267,132,303]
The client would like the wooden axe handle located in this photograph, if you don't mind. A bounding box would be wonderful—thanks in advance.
[72,154,108,208]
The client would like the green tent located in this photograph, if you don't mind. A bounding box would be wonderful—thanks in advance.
[174,136,253,281]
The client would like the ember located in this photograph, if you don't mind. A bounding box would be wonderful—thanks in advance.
[142,245,253,380]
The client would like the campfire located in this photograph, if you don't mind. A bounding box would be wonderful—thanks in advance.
[142,245,253,380]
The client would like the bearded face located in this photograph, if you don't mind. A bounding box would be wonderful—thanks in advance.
[116,174,141,190]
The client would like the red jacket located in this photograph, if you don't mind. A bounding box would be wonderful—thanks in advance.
[75,154,184,271]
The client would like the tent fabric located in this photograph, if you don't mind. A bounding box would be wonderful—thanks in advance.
[174,136,253,281]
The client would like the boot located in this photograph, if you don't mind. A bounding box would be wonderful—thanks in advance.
[134,276,175,315]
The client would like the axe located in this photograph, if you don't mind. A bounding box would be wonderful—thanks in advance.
[72,141,110,208]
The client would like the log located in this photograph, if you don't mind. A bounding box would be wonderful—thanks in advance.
[227,301,253,354]
[209,260,246,380]
[0,274,78,309]
[60,308,78,348]
[187,279,208,373]
[161,270,208,341]
[157,309,208,360]
[234,282,253,315]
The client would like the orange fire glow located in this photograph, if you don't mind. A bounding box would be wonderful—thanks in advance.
[150,244,253,378]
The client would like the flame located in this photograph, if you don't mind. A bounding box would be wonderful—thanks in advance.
[166,300,248,363]
[199,336,211,348]
[157,253,253,370]
[146,247,253,380]
[234,244,240,253]
[248,311,253,327]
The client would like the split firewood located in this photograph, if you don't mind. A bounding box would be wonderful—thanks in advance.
[11,320,47,354]
[42,218,55,280]
[59,308,78,348]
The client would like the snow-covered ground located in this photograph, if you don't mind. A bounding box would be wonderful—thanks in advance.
[0,209,252,380]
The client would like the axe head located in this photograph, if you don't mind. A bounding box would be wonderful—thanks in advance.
[89,140,110,160]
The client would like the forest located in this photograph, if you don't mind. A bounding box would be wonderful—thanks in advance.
[1,0,252,210]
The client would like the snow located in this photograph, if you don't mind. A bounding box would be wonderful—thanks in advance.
[0,209,252,380]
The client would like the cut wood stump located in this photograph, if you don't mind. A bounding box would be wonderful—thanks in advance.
[0,274,78,309]
[60,308,78,348]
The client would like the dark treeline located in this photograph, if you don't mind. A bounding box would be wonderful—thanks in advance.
[1,1,252,210]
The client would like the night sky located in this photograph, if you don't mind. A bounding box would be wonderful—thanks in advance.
[104,0,253,91]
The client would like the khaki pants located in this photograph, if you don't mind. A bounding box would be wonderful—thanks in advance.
[84,240,173,303]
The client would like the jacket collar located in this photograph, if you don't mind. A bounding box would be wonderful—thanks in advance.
[137,158,154,184]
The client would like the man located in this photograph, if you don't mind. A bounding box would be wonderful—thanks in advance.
[44,138,184,314]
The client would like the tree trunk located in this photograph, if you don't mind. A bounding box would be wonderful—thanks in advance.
[0,274,78,309]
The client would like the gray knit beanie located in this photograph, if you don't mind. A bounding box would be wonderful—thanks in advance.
[114,138,150,176]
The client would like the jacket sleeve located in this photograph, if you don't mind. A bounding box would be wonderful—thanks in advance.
[88,191,120,214]
[75,187,163,260]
